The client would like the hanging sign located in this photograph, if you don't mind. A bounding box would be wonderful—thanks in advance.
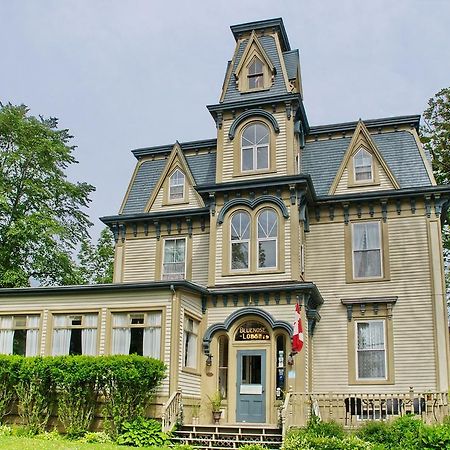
[235,321,270,341]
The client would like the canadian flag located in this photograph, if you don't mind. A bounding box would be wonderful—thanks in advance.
[292,302,304,353]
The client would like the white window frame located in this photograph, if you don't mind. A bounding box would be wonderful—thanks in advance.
[241,123,269,172]
[111,311,162,358]
[247,56,264,90]
[183,315,199,369]
[162,237,186,280]
[353,148,373,182]
[169,169,185,201]
[230,211,251,272]
[355,320,387,381]
[257,208,278,269]
[352,221,383,279]
[0,315,40,357]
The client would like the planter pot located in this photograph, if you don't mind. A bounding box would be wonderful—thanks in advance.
[192,416,199,425]
[212,410,222,424]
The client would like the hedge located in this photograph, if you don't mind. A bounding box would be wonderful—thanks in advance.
[0,355,166,436]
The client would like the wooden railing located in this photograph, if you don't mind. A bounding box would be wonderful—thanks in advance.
[162,389,183,432]
[281,389,449,433]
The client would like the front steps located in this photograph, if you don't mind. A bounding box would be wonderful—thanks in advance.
[172,424,283,449]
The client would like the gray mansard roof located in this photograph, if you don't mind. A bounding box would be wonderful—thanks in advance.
[119,117,432,215]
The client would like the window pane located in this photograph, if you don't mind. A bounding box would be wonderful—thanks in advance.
[231,212,250,240]
[255,124,268,144]
[354,149,373,181]
[130,328,144,356]
[357,322,385,379]
[259,240,276,268]
[256,146,269,169]
[242,148,253,170]
[353,223,380,250]
[258,210,277,238]
[354,250,381,278]
[13,330,26,356]
[358,350,386,378]
[69,329,82,355]
[232,242,249,269]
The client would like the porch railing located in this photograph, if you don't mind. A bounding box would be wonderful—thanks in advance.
[281,389,449,433]
[162,389,183,432]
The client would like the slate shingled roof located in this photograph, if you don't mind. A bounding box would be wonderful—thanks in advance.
[301,131,432,196]
[222,35,290,103]
[121,152,216,215]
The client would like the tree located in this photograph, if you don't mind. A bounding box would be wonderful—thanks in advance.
[0,103,95,287]
[75,227,115,284]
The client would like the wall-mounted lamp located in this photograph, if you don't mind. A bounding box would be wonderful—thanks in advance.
[206,354,213,366]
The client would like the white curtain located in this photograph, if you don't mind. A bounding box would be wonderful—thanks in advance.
[52,315,71,356]
[25,316,40,357]
[0,316,14,355]
[112,313,131,355]
[357,321,386,378]
[353,223,381,277]
[143,312,161,358]
[82,314,98,356]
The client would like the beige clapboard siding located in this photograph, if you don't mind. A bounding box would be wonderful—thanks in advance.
[221,112,288,182]
[214,218,292,284]
[178,296,202,396]
[306,216,436,392]
[192,233,210,286]
[207,304,293,328]
[334,167,395,195]
[122,238,155,282]
[150,184,204,212]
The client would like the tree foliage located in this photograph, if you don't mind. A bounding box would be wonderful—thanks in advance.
[0,103,95,287]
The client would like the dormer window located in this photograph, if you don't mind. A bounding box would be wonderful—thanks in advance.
[248,57,264,89]
[241,123,269,171]
[354,148,373,182]
[169,169,185,201]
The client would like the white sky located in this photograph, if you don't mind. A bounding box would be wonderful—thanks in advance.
[1,0,450,240]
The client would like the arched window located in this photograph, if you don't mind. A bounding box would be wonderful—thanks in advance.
[230,211,250,270]
[353,148,373,182]
[247,56,264,89]
[169,169,185,201]
[241,123,269,172]
[257,209,277,268]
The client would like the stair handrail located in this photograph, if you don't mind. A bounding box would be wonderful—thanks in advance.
[162,389,183,432]
[281,387,293,437]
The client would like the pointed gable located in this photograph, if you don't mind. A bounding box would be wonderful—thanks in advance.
[144,142,205,212]
[329,120,400,195]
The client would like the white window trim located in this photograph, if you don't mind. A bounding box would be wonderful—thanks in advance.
[169,169,185,202]
[257,209,278,270]
[241,124,269,172]
[230,211,251,272]
[353,148,374,183]
[352,221,383,280]
[355,319,387,381]
[162,237,186,280]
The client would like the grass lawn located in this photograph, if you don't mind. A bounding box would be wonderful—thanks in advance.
[0,436,139,450]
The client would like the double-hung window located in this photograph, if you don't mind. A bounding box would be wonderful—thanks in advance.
[354,148,373,182]
[183,316,198,369]
[163,238,186,280]
[230,211,250,270]
[0,315,39,356]
[247,56,264,89]
[257,209,278,268]
[169,169,185,201]
[52,313,98,356]
[352,222,382,279]
[356,320,386,380]
[111,311,162,358]
[241,123,269,171]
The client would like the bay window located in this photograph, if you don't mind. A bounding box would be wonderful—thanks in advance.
[0,315,39,356]
[111,311,161,358]
[52,313,98,356]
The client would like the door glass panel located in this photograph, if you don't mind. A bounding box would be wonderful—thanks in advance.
[241,355,261,384]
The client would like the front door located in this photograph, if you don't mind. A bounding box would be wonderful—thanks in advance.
[236,350,266,423]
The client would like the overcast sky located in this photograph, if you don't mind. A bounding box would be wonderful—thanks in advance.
[1,0,449,240]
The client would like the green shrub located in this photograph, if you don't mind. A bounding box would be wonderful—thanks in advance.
[0,355,21,420]
[0,424,12,436]
[238,445,268,450]
[35,429,63,440]
[388,415,424,449]
[51,355,101,438]
[79,431,113,444]
[116,417,170,447]
[283,432,377,450]
[306,416,345,439]
[100,355,166,437]
[15,357,56,434]
[421,423,450,449]
[172,445,195,450]
[356,420,391,446]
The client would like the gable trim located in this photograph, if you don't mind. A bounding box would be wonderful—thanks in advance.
[328,120,400,195]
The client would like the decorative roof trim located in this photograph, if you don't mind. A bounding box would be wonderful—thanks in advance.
[228,109,280,140]
[341,296,398,305]
[208,93,301,113]
[202,307,292,355]
[217,195,289,224]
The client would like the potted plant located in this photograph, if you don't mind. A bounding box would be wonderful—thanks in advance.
[191,401,200,425]
[208,390,223,424]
